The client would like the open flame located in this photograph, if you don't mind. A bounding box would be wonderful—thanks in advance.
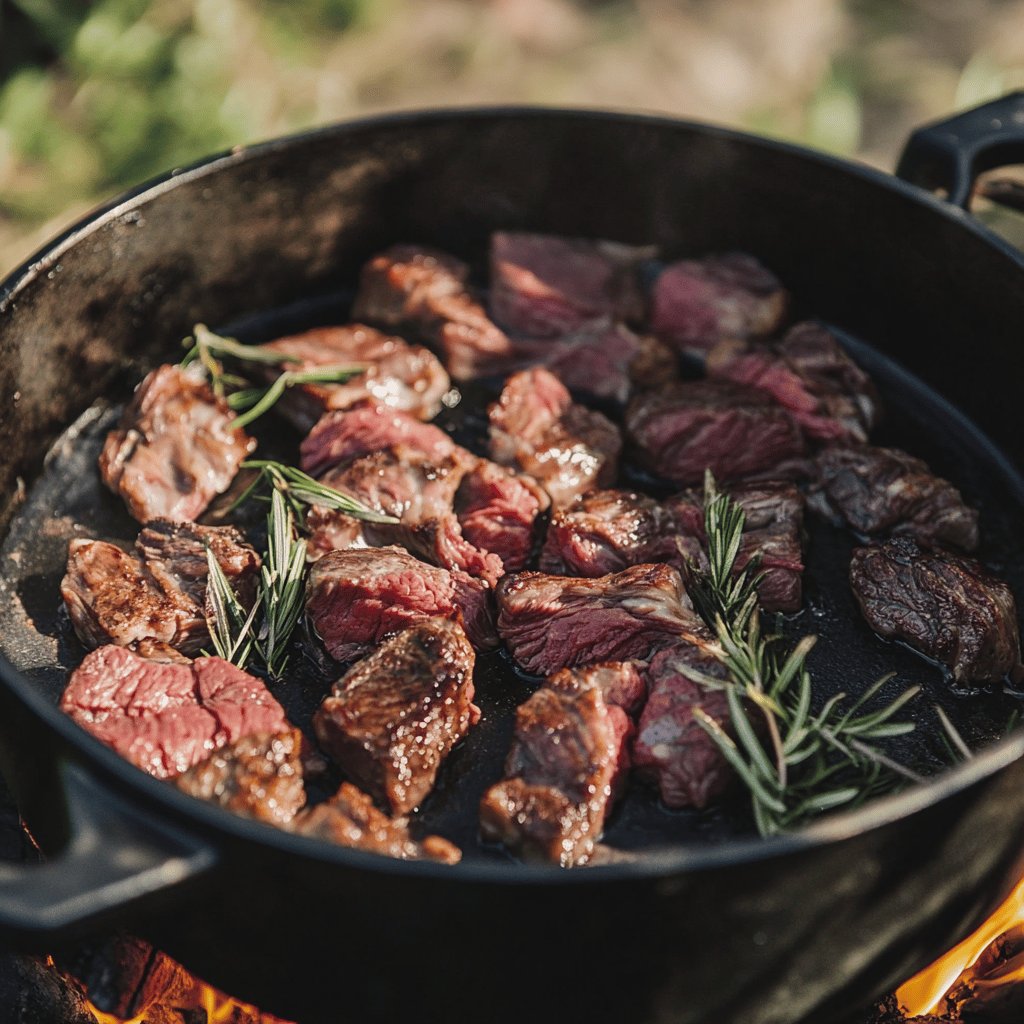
[897,875,1024,1017]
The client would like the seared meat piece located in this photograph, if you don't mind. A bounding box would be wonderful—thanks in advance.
[306,546,496,661]
[300,402,455,478]
[99,364,255,523]
[489,231,652,337]
[625,379,804,486]
[479,673,630,866]
[539,489,693,577]
[547,660,648,716]
[293,782,461,863]
[62,523,260,655]
[175,729,307,827]
[260,324,450,429]
[707,322,879,443]
[497,563,709,676]
[489,367,622,506]
[650,252,787,355]
[313,619,478,815]
[814,445,979,552]
[850,538,1022,684]
[454,459,549,573]
[61,646,289,779]
[632,643,732,809]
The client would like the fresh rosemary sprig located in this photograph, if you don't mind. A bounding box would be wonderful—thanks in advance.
[181,323,365,427]
[204,546,261,670]
[689,475,921,836]
[232,459,399,527]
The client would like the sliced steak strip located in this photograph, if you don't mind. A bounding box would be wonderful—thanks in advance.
[306,546,496,661]
[625,379,805,487]
[260,324,450,429]
[813,445,979,552]
[293,782,461,863]
[489,367,622,507]
[60,646,289,779]
[651,252,787,355]
[632,643,733,809]
[850,538,1022,684]
[313,619,478,815]
[300,402,455,478]
[497,563,709,677]
[479,674,628,866]
[99,364,255,523]
[707,322,879,443]
[489,231,653,337]
[175,729,307,827]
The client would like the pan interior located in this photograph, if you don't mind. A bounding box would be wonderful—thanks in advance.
[3,287,1024,862]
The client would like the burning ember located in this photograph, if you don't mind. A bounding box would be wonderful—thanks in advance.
[897,876,1024,1021]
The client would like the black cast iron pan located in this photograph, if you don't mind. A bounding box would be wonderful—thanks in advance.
[4,95,1024,1024]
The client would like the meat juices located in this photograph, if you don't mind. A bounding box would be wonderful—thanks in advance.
[625,379,805,487]
[850,538,1022,684]
[61,646,289,779]
[480,663,637,866]
[99,364,255,523]
[814,445,979,552]
[489,367,622,506]
[497,563,709,677]
[260,324,450,429]
[313,619,478,815]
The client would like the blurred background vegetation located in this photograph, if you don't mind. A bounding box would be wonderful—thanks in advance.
[2,0,1024,274]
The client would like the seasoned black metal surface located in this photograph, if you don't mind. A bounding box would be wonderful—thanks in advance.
[3,286,1023,863]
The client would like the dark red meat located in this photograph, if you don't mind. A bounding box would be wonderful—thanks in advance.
[850,538,1022,684]
[497,563,709,676]
[60,646,288,779]
[707,322,880,444]
[489,367,622,506]
[313,619,478,815]
[175,729,307,827]
[650,252,787,355]
[814,445,979,552]
[625,379,804,486]
[632,643,733,809]
[293,782,461,863]
[99,364,255,523]
[489,231,652,337]
[260,324,450,429]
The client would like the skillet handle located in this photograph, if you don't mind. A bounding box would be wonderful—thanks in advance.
[897,91,1024,208]
[0,760,217,945]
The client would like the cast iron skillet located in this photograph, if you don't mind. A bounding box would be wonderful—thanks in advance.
[3,95,1024,1024]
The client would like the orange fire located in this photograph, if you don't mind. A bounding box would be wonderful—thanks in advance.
[897,875,1024,1016]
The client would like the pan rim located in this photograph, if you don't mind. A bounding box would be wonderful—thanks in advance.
[3,103,1024,883]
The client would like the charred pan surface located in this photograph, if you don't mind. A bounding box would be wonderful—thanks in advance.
[175,729,307,827]
[261,324,450,429]
[625,379,805,487]
[489,367,622,507]
[632,643,732,810]
[814,444,979,551]
[98,364,255,523]
[850,537,1022,684]
[480,668,632,866]
[313,619,479,816]
[60,646,289,779]
[293,782,461,864]
[496,563,708,677]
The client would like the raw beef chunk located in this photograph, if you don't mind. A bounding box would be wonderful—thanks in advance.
[489,367,621,506]
[99,364,255,522]
[496,563,708,676]
[313,619,478,815]
[651,252,787,355]
[814,445,979,552]
[850,538,1021,683]
[625,379,804,486]
[61,646,288,779]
